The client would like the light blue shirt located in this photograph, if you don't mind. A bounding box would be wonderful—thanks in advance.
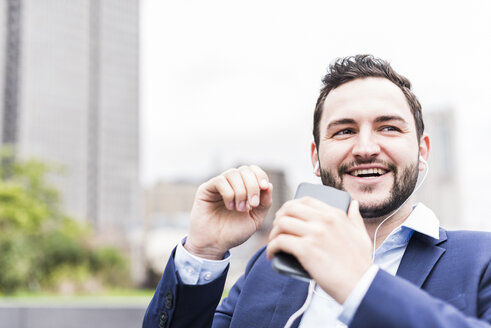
[174,203,440,327]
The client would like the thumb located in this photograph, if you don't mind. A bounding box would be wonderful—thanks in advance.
[348,200,365,229]
[258,182,273,209]
[252,183,273,220]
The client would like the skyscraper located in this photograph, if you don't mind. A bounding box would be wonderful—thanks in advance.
[0,0,140,237]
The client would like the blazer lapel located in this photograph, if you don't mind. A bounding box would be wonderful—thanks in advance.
[396,228,447,287]
[268,276,309,328]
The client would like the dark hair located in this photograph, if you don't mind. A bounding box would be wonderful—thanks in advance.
[313,54,424,147]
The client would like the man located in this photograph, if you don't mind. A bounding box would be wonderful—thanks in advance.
[143,55,491,328]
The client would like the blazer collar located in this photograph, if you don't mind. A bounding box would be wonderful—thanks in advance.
[396,227,448,287]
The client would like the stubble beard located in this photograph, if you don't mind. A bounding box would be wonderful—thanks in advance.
[319,160,419,219]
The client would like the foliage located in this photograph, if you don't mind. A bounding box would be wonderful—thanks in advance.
[0,149,130,295]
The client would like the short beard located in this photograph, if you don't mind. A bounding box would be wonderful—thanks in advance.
[320,159,419,219]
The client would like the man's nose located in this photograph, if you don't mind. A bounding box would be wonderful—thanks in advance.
[351,131,381,159]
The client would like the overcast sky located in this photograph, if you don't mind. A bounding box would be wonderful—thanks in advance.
[140,0,491,224]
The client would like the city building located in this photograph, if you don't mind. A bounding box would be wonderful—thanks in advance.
[0,0,140,240]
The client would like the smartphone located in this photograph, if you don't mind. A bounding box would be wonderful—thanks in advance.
[271,183,351,281]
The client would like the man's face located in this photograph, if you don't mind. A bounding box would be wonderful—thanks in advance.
[312,77,427,218]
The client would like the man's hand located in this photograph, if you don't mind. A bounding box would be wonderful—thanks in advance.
[185,165,273,260]
[266,197,373,304]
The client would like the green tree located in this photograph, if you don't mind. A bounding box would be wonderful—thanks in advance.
[0,149,130,294]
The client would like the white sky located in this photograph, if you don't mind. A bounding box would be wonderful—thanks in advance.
[140,0,491,226]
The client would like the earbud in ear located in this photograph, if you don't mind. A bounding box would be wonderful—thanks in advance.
[313,161,319,174]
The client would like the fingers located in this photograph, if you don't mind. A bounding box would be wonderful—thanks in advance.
[275,196,346,223]
[208,165,272,212]
[225,169,249,211]
[266,234,300,260]
[269,215,311,241]
[258,180,273,209]
[213,175,236,210]
[238,166,261,207]
[267,197,354,258]
[248,165,273,208]
[249,165,270,190]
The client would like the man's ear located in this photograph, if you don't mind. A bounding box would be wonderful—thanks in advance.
[311,142,320,176]
[419,134,430,171]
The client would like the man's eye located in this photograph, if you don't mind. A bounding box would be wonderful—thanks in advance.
[381,126,401,132]
[334,129,353,136]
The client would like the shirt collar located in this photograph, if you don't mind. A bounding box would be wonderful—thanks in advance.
[402,202,440,240]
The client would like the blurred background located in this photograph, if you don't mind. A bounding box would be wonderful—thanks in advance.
[0,0,490,327]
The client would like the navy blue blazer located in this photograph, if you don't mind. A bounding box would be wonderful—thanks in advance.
[143,228,491,327]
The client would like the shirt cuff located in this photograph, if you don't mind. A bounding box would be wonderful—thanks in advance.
[338,264,379,325]
[174,237,230,285]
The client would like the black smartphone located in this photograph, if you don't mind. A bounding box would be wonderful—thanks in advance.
[271,183,351,281]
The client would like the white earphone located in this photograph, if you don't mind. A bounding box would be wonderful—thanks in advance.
[313,161,319,174]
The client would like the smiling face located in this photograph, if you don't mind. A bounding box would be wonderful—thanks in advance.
[311,77,429,219]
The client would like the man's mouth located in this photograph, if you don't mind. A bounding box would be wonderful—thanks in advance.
[347,168,389,178]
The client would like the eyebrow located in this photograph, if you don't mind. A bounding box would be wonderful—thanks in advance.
[326,115,409,130]
[374,115,409,125]
[326,118,356,131]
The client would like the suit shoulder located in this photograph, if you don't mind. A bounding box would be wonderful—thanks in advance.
[445,229,491,243]
[444,229,491,254]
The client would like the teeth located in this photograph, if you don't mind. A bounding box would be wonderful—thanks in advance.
[351,168,387,177]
